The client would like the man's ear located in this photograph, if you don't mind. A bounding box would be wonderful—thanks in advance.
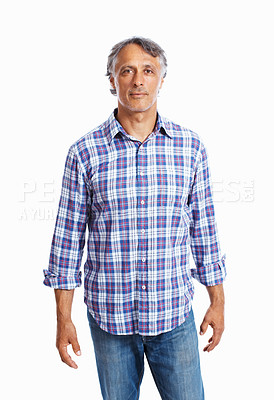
[110,75,116,90]
[159,77,164,90]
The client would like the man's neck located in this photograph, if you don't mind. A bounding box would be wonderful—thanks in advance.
[116,104,158,143]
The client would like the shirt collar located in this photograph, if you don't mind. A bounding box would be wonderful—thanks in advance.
[105,108,173,144]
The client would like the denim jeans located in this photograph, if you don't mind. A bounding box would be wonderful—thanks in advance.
[87,308,204,400]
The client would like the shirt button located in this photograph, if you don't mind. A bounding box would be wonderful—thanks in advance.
[141,200,145,205]
[140,171,144,176]
[142,285,146,290]
[141,229,145,234]
[142,258,146,263]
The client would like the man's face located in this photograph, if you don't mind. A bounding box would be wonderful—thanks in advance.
[110,44,164,114]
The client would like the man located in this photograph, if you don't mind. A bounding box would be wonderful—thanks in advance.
[44,37,226,400]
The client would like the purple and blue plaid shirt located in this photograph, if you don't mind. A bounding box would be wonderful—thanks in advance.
[43,109,226,336]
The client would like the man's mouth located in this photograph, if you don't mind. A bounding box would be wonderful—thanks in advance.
[129,92,148,96]
[129,88,148,95]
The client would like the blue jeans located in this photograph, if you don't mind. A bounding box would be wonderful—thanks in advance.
[87,308,204,400]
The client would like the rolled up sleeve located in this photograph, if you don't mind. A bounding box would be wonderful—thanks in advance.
[43,147,90,290]
[189,143,227,286]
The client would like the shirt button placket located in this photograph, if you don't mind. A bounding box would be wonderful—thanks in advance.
[136,142,149,331]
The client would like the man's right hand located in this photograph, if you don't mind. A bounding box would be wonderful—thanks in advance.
[56,319,81,369]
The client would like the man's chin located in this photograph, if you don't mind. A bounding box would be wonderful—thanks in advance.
[118,99,157,114]
[126,103,154,113]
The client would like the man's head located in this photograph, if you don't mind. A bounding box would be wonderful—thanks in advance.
[106,37,167,114]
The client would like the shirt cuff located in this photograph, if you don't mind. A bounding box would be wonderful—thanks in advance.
[191,254,227,286]
[43,270,82,290]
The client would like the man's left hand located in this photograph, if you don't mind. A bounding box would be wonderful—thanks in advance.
[199,304,224,352]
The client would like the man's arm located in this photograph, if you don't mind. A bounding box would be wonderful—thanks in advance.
[187,141,226,351]
[55,289,81,369]
[43,148,90,367]
[200,283,225,352]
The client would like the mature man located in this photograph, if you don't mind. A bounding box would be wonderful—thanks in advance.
[44,37,226,400]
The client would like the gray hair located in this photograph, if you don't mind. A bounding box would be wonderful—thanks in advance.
[106,36,167,95]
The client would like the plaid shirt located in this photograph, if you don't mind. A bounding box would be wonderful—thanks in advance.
[43,109,226,336]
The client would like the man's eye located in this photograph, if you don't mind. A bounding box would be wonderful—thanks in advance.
[145,69,153,74]
[122,69,133,74]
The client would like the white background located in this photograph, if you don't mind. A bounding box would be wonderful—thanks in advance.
[1,0,273,398]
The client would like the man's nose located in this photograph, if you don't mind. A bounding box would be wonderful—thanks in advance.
[133,71,144,87]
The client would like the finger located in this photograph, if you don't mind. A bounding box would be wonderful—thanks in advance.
[203,329,223,352]
[58,345,78,369]
[71,338,81,356]
[200,318,209,336]
[203,336,213,352]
